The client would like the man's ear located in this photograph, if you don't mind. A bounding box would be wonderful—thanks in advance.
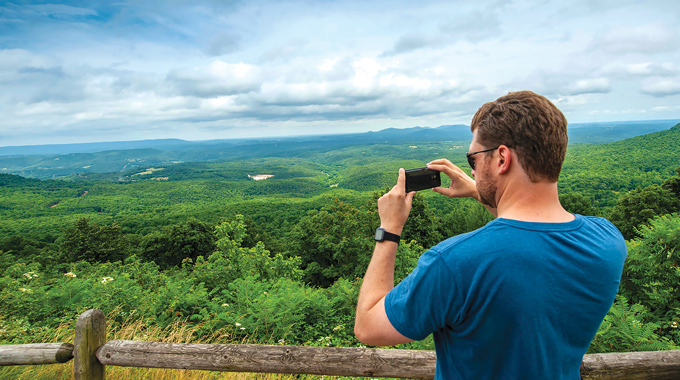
[497,145,511,174]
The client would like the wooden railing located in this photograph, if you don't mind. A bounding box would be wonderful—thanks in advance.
[1,309,680,379]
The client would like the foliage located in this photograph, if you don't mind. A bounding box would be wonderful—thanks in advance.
[141,219,216,269]
[559,191,598,216]
[61,217,129,263]
[619,213,680,344]
[608,185,680,239]
[190,215,303,290]
[286,198,377,287]
[663,166,680,199]
[588,295,677,353]
[437,198,494,238]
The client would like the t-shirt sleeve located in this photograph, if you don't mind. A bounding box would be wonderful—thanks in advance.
[384,248,462,341]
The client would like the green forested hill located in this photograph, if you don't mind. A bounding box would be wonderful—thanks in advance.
[560,123,680,208]
[0,126,677,263]
[1,124,679,247]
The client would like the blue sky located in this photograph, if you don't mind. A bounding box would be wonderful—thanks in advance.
[1,0,679,146]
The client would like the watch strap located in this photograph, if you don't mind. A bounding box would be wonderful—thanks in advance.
[375,227,400,243]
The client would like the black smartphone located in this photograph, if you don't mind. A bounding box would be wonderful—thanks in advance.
[405,167,441,193]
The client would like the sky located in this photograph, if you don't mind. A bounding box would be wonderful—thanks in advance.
[1,0,679,147]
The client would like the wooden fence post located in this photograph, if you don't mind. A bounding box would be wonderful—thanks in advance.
[74,309,106,380]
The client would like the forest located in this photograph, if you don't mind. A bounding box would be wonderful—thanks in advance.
[1,123,680,378]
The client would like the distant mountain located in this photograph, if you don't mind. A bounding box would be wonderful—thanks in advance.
[0,139,197,157]
[567,119,680,144]
[1,120,678,179]
[3,119,678,158]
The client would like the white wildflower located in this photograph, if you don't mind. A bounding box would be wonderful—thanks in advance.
[221,303,229,307]
[18,288,32,294]
[23,272,38,279]
[64,272,77,278]
[278,339,285,345]
[240,327,246,330]
[235,322,241,327]
[100,276,114,284]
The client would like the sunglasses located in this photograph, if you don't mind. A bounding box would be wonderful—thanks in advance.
[466,147,499,170]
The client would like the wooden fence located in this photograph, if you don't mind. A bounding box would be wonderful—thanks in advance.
[1,309,680,379]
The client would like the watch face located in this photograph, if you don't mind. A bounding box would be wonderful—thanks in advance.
[374,228,385,241]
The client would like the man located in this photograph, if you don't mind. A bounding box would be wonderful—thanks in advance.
[354,91,627,379]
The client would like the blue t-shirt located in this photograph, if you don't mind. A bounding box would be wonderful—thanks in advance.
[385,215,627,379]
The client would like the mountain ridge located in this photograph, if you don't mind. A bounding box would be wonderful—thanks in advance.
[3,119,678,157]
[2,120,678,180]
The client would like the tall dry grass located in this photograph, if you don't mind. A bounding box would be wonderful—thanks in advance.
[0,309,361,380]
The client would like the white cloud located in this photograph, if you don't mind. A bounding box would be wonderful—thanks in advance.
[27,4,97,18]
[205,31,241,56]
[1,0,680,146]
[167,60,261,98]
[652,105,680,112]
[641,78,680,97]
[382,34,442,56]
[602,62,679,77]
[438,9,502,43]
[569,78,611,95]
[352,58,386,89]
[593,25,679,55]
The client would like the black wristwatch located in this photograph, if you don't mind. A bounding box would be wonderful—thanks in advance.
[374,227,400,243]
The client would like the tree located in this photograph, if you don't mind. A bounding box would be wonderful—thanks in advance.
[608,185,680,239]
[619,214,680,345]
[141,219,216,269]
[662,166,680,199]
[287,198,376,287]
[61,218,129,263]
[191,215,302,291]
[438,198,494,238]
[559,192,597,216]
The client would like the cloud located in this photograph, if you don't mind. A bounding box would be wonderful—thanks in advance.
[205,31,241,56]
[382,33,441,56]
[2,0,680,146]
[652,105,680,112]
[641,78,680,97]
[602,62,679,77]
[166,60,261,98]
[18,66,65,77]
[568,78,611,95]
[438,9,502,42]
[526,69,612,97]
[27,3,97,18]
[593,25,679,55]
[0,49,46,71]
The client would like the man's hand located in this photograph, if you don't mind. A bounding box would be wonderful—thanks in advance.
[378,168,415,235]
[427,159,479,200]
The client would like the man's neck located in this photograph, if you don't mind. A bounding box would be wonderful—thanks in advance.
[495,179,574,223]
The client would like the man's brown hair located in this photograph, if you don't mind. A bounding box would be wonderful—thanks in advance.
[470,91,568,182]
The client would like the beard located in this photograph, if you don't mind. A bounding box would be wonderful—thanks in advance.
[476,167,498,208]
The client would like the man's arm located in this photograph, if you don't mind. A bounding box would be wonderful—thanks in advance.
[427,158,498,217]
[354,168,415,346]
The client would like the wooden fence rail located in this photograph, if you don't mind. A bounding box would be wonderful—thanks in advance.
[0,343,74,365]
[1,309,679,379]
